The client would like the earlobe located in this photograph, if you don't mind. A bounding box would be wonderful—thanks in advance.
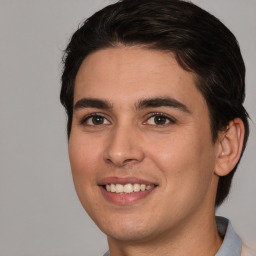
[215,118,245,177]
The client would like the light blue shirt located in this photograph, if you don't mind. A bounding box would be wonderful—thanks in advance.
[103,216,241,256]
[216,216,241,256]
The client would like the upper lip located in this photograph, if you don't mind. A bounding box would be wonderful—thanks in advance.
[98,176,157,186]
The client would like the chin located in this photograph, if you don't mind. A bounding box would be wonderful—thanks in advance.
[94,212,166,243]
[104,225,155,242]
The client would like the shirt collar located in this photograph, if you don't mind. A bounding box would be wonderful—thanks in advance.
[216,216,242,256]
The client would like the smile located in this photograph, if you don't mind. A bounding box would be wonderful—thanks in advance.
[105,184,155,194]
[98,177,158,204]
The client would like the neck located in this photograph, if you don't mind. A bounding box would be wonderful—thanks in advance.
[107,210,222,256]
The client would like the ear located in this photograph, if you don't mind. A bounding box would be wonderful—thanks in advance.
[214,118,245,177]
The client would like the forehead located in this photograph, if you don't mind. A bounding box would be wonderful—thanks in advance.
[74,46,206,113]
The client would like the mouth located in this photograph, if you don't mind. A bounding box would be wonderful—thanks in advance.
[98,177,157,204]
[104,183,155,194]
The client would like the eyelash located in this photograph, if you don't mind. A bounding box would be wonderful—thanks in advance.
[80,112,176,126]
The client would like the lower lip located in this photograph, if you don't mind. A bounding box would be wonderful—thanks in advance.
[99,186,156,205]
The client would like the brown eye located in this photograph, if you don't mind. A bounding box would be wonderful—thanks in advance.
[91,116,104,125]
[145,114,174,126]
[83,115,110,126]
[154,116,168,125]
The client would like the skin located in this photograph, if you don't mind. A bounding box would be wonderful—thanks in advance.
[68,47,244,256]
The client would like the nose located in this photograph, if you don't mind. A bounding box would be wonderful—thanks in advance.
[103,124,145,167]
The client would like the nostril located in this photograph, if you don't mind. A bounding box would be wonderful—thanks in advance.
[123,159,137,164]
[105,157,141,168]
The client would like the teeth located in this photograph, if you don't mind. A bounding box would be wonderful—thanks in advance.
[115,184,124,193]
[146,185,154,190]
[124,184,133,193]
[110,184,116,192]
[133,184,141,192]
[106,184,111,192]
[105,183,155,194]
[141,184,146,191]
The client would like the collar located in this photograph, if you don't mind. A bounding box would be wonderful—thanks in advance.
[216,216,242,256]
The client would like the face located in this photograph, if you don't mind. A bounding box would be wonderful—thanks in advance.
[69,47,220,243]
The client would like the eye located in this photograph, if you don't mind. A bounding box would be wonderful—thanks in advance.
[82,114,110,126]
[145,113,174,126]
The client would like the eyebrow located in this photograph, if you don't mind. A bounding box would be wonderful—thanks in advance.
[74,98,112,110]
[136,97,191,113]
[74,97,190,113]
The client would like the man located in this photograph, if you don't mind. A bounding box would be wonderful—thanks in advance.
[60,0,252,255]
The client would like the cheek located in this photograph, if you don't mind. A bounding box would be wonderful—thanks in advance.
[68,133,102,188]
[68,133,104,215]
[147,127,216,198]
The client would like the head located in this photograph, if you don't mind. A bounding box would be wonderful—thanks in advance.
[61,0,249,208]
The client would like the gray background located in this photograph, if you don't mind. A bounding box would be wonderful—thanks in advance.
[0,0,255,255]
